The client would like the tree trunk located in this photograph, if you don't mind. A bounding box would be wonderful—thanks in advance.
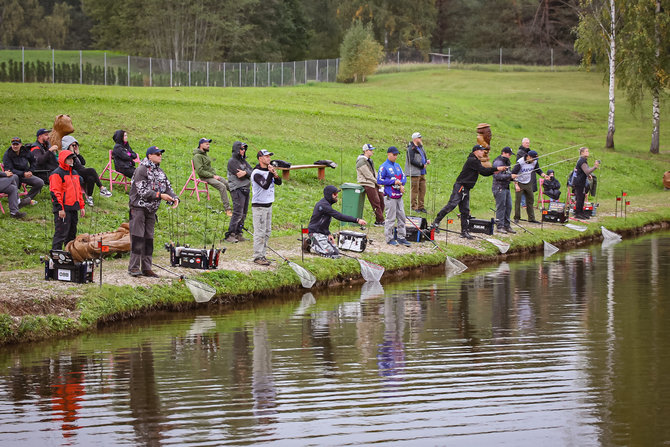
[650,0,661,154]
[606,0,616,149]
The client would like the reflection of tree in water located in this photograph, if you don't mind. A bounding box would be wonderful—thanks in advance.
[252,322,277,427]
[377,296,406,382]
[309,311,338,379]
[114,343,164,447]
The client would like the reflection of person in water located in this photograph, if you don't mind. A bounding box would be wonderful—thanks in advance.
[252,322,277,425]
[50,354,87,439]
[377,296,406,380]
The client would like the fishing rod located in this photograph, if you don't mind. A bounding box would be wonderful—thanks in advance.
[488,208,534,235]
[526,156,580,174]
[535,143,584,159]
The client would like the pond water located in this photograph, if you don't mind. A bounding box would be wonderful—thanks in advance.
[1,232,669,446]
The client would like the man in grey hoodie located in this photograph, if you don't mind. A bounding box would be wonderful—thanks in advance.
[225,141,253,242]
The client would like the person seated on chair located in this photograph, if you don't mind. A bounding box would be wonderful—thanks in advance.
[112,129,138,179]
[0,166,26,219]
[62,136,112,207]
[192,137,232,216]
[542,169,561,201]
[2,137,44,208]
[307,185,366,258]
[29,128,59,185]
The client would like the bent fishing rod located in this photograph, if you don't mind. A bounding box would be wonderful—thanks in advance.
[526,156,580,174]
[535,143,584,159]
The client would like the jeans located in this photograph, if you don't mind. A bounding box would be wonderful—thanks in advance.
[493,186,512,229]
[227,188,250,237]
[435,183,470,232]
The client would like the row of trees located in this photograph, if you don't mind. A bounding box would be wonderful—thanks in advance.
[1,0,581,63]
[575,0,669,153]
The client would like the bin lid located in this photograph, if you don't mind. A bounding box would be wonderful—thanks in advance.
[341,183,364,191]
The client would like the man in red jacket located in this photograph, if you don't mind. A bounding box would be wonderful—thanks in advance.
[49,150,85,250]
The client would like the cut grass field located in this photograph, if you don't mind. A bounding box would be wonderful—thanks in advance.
[0,66,668,271]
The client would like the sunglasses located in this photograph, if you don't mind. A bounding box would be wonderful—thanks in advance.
[70,143,79,147]
[11,142,20,145]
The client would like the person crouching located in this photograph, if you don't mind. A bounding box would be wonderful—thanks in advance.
[308,185,367,258]
[50,150,85,250]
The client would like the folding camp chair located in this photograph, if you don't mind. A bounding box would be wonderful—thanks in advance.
[179,160,210,201]
[99,150,137,192]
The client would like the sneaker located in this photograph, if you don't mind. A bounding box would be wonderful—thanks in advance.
[236,233,248,242]
[99,186,112,197]
[505,227,517,234]
[417,208,428,214]
[496,227,508,234]
[86,195,94,207]
[460,232,474,240]
[18,198,37,208]
[387,240,399,246]
[10,211,27,219]
[128,269,142,277]
[397,238,411,246]
[374,221,384,227]
[225,234,238,243]
[528,219,542,224]
[142,270,160,278]
[253,257,271,266]
[513,219,520,224]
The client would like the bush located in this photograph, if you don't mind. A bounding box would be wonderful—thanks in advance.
[337,21,383,83]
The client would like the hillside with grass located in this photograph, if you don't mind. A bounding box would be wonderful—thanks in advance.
[0,67,668,270]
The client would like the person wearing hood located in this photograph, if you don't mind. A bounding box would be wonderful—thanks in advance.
[128,146,179,277]
[405,132,430,213]
[431,145,506,239]
[62,135,112,207]
[250,149,282,266]
[192,137,232,215]
[542,169,561,201]
[112,129,138,180]
[29,128,58,184]
[225,141,253,242]
[49,150,85,250]
[307,185,367,258]
[356,143,384,226]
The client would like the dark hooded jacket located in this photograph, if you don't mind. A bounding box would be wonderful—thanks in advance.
[112,130,138,173]
[454,152,497,189]
[307,185,358,235]
[30,139,58,182]
[227,141,253,191]
[3,145,36,178]
[49,150,83,213]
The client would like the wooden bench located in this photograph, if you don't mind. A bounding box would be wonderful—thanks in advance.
[274,164,326,181]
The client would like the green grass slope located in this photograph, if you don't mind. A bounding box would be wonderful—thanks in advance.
[0,67,668,270]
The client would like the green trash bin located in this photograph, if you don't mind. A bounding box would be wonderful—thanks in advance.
[340,183,365,226]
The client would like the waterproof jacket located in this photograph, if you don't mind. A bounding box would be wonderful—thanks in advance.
[573,157,596,188]
[192,147,217,179]
[227,141,253,191]
[492,155,513,191]
[2,146,36,178]
[49,150,84,213]
[454,152,497,189]
[30,140,58,177]
[129,158,177,213]
[377,159,406,199]
[111,130,138,173]
[405,142,427,176]
[355,154,378,187]
[308,186,358,235]
[543,177,561,193]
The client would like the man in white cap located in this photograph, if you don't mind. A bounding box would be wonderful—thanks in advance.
[192,137,232,216]
[356,143,384,226]
[251,149,282,266]
[405,132,430,213]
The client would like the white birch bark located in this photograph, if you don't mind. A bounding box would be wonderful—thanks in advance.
[606,0,616,149]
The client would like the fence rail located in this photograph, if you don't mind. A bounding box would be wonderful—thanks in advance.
[0,47,339,87]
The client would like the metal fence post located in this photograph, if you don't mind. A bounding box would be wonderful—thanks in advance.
[336,58,339,78]
[499,48,502,71]
[149,57,152,86]
[316,59,319,82]
[21,47,24,83]
[170,59,173,87]
[397,51,400,65]
[52,49,55,83]
[293,61,296,85]
[281,62,283,86]
[206,61,209,86]
[104,52,107,85]
[127,55,130,86]
[188,61,191,86]
[79,50,82,84]
[239,63,241,87]
[448,48,451,70]
[551,48,554,71]
[304,60,307,84]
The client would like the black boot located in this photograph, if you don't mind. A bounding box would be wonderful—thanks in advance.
[461,231,474,240]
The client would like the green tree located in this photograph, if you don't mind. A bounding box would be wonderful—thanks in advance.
[44,2,72,49]
[337,21,383,83]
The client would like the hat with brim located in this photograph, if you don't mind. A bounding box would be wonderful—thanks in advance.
[257,149,274,158]
[387,146,399,154]
[146,146,165,156]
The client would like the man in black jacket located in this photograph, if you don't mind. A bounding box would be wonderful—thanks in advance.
[2,137,43,207]
[492,147,518,233]
[431,145,506,239]
[308,185,367,258]
[29,128,58,184]
[542,169,561,201]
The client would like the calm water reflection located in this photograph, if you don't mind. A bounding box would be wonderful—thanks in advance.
[1,232,669,446]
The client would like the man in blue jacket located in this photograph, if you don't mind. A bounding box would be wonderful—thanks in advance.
[307,185,367,258]
[377,146,411,246]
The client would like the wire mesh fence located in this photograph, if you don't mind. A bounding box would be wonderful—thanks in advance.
[0,47,339,87]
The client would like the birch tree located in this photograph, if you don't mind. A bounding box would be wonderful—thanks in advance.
[575,0,620,149]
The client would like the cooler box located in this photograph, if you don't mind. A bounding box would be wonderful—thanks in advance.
[340,183,365,226]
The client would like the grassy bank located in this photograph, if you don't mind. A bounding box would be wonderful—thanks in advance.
[0,67,668,344]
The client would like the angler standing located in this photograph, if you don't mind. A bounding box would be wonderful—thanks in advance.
[405,132,430,213]
[377,146,410,247]
[225,141,253,242]
[492,147,518,233]
[49,150,85,250]
[251,149,282,266]
[128,146,179,277]
[572,147,600,219]
[512,150,547,224]
[431,145,506,239]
